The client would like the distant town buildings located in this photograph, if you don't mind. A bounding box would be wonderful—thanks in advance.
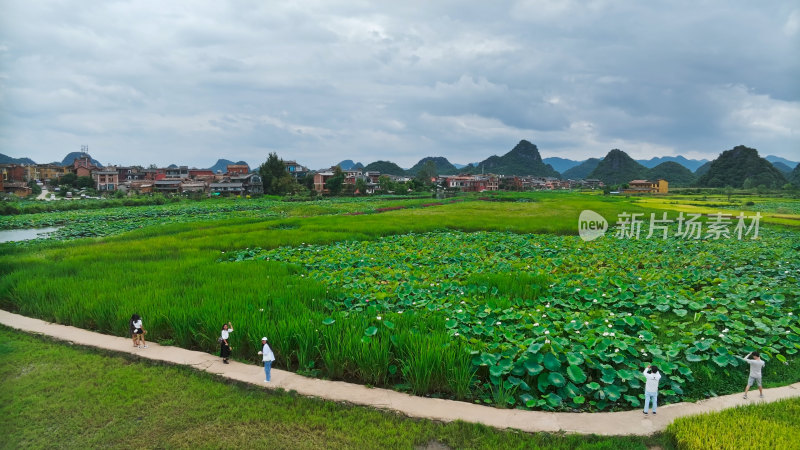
[3,150,672,199]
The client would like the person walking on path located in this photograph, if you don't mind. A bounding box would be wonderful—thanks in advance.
[130,314,147,348]
[257,337,275,382]
[642,365,661,415]
[740,351,766,399]
[219,321,233,364]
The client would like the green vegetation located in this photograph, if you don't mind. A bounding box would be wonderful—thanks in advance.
[1,193,797,414]
[407,156,458,176]
[696,146,787,189]
[467,140,560,177]
[259,152,298,195]
[588,149,649,185]
[647,162,696,187]
[363,160,407,176]
[230,229,800,410]
[0,327,667,449]
[0,196,452,242]
[667,398,800,449]
[562,158,601,180]
[588,150,701,186]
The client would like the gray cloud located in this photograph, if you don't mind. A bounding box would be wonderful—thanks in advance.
[1,0,797,169]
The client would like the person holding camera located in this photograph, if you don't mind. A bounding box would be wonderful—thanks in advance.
[642,365,661,415]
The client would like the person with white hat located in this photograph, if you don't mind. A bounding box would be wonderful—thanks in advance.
[257,337,275,382]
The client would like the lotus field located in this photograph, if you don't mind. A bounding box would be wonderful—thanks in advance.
[229,229,800,410]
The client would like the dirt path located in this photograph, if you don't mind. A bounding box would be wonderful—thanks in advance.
[2,309,797,436]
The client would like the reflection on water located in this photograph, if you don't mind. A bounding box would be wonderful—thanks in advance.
[0,227,61,243]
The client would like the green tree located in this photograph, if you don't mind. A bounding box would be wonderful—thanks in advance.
[27,180,42,196]
[326,166,345,196]
[355,178,367,195]
[724,185,734,201]
[76,176,94,189]
[415,160,437,185]
[378,175,394,193]
[58,173,77,187]
[259,152,293,195]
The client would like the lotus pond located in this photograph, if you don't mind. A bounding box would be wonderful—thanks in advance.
[229,229,800,411]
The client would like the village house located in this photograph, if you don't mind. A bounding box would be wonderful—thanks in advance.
[581,179,604,189]
[72,155,97,178]
[37,164,68,183]
[313,172,334,194]
[153,179,182,194]
[180,180,207,194]
[209,173,262,196]
[93,170,119,191]
[0,164,27,183]
[284,160,309,179]
[127,180,153,195]
[226,164,249,176]
[445,175,499,192]
[229,173,263,195]
[2,181,32,197]
[165,166,189,179]
[623,179,668,194]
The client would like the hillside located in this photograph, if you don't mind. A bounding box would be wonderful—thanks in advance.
[561,158,601,180]
[791,164,800,187]
[207,159,249,173]
[472,140,560,177]
[60,152,102,167]
[696,145,787,188]
[407,157,459,175]
[771,161,794,176]
[694,161,712,177]
[646,161,696,186]
[363,160,406,176]
[765,155,799,168]
[636,156,708,172]
[0,153,36,165]
[587,149,648,185]
[543,157,583,173]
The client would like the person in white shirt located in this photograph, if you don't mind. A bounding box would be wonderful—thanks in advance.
[740,351,766,399]
[219,321,233,364]
[129,314,147,348]
[257,337,276,382]
[642,365,661,415]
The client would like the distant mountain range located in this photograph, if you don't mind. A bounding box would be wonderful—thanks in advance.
[206,159,249,173]
[4,148,798,187]
[336,160,365,170]
[0,153,37,165]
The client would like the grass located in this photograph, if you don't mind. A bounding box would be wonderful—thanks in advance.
[0,326,669,449]
[667,397,800,449]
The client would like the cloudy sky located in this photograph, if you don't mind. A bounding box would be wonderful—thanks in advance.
[1,1,798,169]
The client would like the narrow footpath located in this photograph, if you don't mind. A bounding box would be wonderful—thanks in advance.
[2,309,797,436]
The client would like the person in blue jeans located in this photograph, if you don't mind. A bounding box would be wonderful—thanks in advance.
[642,365,661,415]
[258,337,275,382]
